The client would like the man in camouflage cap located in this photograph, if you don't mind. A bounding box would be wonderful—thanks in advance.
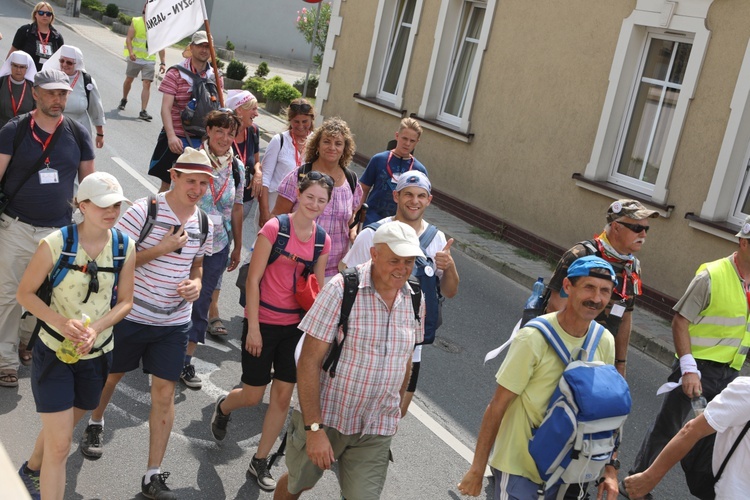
[545,199,658,378]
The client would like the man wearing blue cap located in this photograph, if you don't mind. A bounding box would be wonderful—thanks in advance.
[459,255,620,499]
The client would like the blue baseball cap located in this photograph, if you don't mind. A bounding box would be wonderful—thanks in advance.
[560,255,616,298]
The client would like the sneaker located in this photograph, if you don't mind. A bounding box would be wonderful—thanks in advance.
[141,472,177,500]
[18,462,40,500]
[117,98,127,111]
[180,364,202,389]
[248,455,276,491]
[210,395,231,441]
[139,110,153,121]
[80,424,104,458]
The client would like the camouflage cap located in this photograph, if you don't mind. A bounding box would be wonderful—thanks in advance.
[735,215,750,239]
[606,199,659,223]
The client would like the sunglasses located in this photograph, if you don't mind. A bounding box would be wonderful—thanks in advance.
[59,58,76,66]
[305,171,334,188]
[37,10,53,16]
[289,103,312,114]
[80,261,100,303]
[616,221,650,234]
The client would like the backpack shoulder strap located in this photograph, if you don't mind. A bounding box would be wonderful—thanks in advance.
[109,227,129,305]
[581,321,605,362]
[50,224,78,287]
[525,317,572,364]
[82,71,92,105]
[407,276,422,323]
[267,214,291,266]
[171,64,198,79]
[231,156,241,189]
[312,223,326,267]
[11,113,32,156]
[279,132,284,151]
[322,267,360,378]
[136,193,159,247]
[365,221,383,233]
[580,239,599,256]
[344,168,357,194]
[197,208,209,247]
[419,224,439,251]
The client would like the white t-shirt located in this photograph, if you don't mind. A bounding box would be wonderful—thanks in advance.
[704,376,750,499]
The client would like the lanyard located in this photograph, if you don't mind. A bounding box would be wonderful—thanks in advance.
[8,78,28,116]
[594,237,641,302]
[37,29,50,46]
[29,112,63,168]
[70,71,80,89]
[209,160,231,204]
[233,127,252,166]
[733,253,750,310]
[292,134,304,167]
[385,151,414,181]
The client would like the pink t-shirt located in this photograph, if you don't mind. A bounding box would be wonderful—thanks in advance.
[254,216,331,325]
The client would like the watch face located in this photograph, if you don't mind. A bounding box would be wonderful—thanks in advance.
[311,423,320,432]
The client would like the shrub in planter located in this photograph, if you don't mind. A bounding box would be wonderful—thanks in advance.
[105,3,119,17]
[255,61,270,78]
[226,60,248,81]
[293,75,319,97]
[117,13,132,25]
[242,77,266,102]
[226,40,235,51]
[264,81,301,105]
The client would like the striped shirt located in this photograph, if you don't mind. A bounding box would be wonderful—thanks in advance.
[116,193,213,325]
[298,261,424,436]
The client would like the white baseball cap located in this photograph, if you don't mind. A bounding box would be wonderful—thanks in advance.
[372,221,425,258]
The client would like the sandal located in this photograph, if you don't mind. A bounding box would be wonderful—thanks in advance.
[207,318,228,337]
[0,370,18,388]
[18,341,32,367]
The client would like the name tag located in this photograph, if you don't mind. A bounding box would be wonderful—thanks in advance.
[37,42,53,57]
[610,303,626,318]
[39,168,59,184]
[208,214,223,227]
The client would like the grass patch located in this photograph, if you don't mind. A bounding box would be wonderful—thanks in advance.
[469,227,557,270]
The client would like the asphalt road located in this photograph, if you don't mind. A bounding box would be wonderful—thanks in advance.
[0,2,693,498]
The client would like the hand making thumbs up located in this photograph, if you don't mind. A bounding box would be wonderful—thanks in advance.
[435,238,455,271]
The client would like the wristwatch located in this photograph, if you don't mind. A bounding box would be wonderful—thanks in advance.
[606,458,621,470]
[304,423,322,432]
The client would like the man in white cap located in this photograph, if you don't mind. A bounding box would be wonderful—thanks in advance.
[79,147,214,500]
[342,170,459,416]
[274,221,425,500]
[0,68,94,387]
[148,30,219,192]
[0,51,36,127]
[625,215,750,497]
[118,3,167,121]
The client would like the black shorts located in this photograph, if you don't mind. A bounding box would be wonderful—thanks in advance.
[148,129,201,184]
[110,319,190,382]
[241,319,302,386]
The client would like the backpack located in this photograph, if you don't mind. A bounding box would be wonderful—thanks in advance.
[321,267,422,378]
[27,224,129,350]
[136,193,209,249]
[367,220,443,344]
[526,317,631,493]
[81,71,92,106]
[171,65,220,138]
[297,162,358,194]
[6,113,85,166]
[680,420,750,500]
[238,214,326,309]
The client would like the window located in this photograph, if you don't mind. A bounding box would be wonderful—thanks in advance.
[360,0,423,110]
[733,161,750,221]
[581,1,711,204]
[417,0,497,135]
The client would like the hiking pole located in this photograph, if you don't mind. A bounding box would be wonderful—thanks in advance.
[350,203,368,232]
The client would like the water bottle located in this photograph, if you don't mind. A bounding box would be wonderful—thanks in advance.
[187,98,197,111]
[56,314,91,364]
[183,98,197,126]
[521,277,545,326]
[691,395,707,417]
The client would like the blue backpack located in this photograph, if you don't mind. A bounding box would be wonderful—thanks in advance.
[526,317,631,493]
[367,221,443,344]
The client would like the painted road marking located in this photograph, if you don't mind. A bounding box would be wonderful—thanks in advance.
[111,157,158,194]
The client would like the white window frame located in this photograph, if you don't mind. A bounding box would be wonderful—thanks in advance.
[360,0,424,109]
[581,0,712,205]
[417,0,496,134]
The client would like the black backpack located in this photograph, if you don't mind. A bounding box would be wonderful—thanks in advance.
[136,193,209,249]
[171,65,220,138]
[321,267,421,378]
[297,162,358,194]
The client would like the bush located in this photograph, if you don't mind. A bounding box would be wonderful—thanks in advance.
[242,77,266,98]
[294,75,319,90]
[215,59,225,70]
[225,59,248,81]
[226,40,235,51]
[264,80,301,104]
[82,0,105,12]
[105,3,119,17]
[255,61,270,78]
[117,13,132,25]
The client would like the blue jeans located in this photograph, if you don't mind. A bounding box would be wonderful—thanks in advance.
[187,244,230,344]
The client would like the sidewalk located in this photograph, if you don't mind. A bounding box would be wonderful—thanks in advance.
[53,7,681,369]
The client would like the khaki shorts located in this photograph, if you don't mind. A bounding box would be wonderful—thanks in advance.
[125,59,156,81]
[285,410,392,499]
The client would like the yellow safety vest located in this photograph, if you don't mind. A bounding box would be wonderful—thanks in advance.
[123,17,155,61]
[689,257,750,370]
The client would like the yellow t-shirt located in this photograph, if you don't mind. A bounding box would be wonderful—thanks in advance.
[488,313,615,483]
[38,228,135,358]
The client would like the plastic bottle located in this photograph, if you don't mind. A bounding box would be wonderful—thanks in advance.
[691,395,707,417]
[521,277,545,325]
[187,98,197,111]
[56,314,91,364]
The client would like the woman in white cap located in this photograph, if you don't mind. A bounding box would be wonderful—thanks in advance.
[15,172,135,500]
[42,45,105,148]
[0,51,36,128]
[7,2,65,71]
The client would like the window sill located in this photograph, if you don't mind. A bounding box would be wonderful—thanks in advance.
[409,113,474,143]
[572,173,674,218]
[684,213,739,243]
[353,94,406,119]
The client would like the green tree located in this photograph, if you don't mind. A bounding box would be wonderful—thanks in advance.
[295,2,331,68]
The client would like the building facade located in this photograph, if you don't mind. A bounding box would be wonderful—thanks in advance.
[317,0,750,315]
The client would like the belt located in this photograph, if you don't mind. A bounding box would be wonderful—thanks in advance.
[133,296,187,316]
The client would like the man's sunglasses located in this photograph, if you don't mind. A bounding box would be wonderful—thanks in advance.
[37,10,53,16]
[289,103,312,114]
[305,171,333,188]
[616,221,650,234]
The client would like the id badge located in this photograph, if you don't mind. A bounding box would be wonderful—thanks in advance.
[37,42,53,57]
[39,167,59,184]
[208,214,223,227]
[610,303,626,318]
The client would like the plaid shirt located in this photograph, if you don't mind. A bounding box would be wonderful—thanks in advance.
[298,261,424,436]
